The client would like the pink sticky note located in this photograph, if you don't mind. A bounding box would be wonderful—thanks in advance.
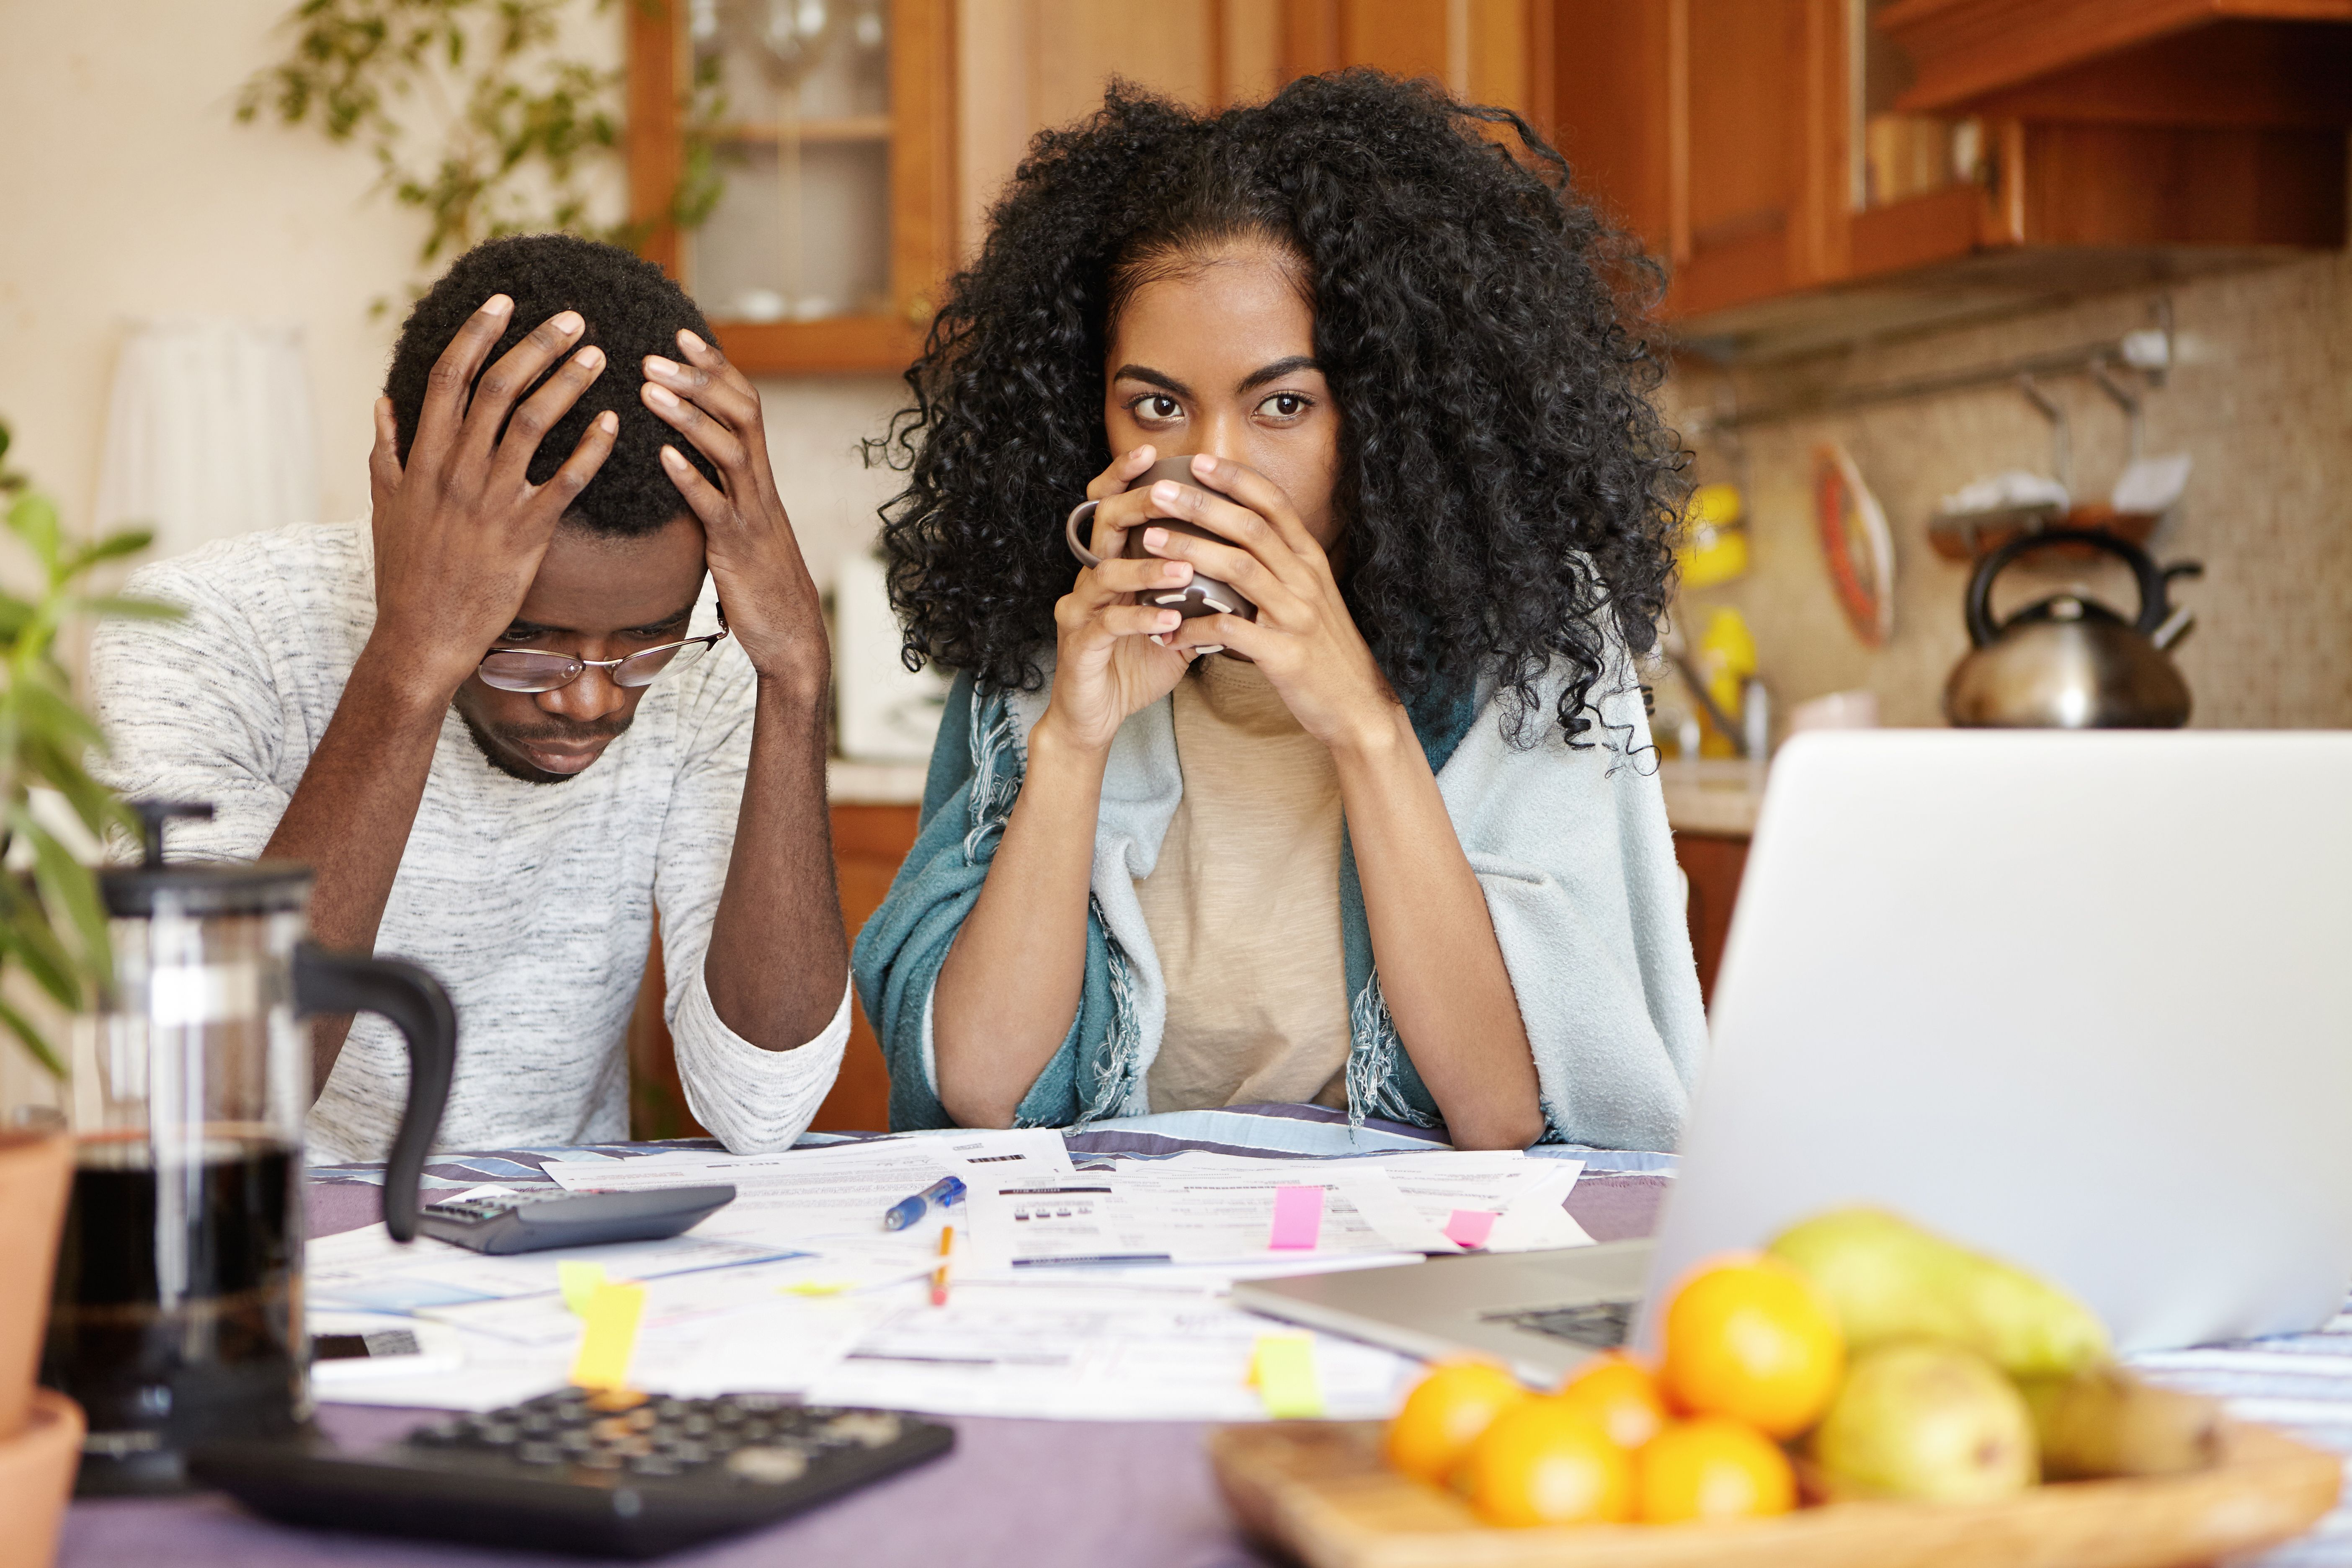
[1444,1209,1499,1250]
[1269,1185,1325,1250]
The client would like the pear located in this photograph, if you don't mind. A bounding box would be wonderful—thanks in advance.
[1769,1208,2108,1379]
[1810,1342,2037,1504]
[2022,1366,2222,1480]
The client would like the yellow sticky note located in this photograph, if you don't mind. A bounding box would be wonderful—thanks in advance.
[559,1261,606,1316]
[781,1282,851,1297]
[1249,1334,1323,1420]
[570,1281,645,1391]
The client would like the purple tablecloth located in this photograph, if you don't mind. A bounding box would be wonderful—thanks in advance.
[55,1157,1667,1567]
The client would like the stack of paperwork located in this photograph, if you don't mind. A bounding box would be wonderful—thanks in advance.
[307,1131,1592,1422]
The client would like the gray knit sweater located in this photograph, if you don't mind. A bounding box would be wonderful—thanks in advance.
[90,521,848,1162]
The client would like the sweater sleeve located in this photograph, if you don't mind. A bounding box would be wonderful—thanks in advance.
[88,554,297,862]
[652,641,850,1152]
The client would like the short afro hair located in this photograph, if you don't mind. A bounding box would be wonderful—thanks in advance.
[384,233,720,536]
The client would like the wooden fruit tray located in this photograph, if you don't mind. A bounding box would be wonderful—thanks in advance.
[1209,1420,2341,1568]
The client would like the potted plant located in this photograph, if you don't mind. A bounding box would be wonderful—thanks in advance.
[0,417,166,1568]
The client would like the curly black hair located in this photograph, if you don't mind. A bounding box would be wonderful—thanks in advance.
[384,233,720,536]
[869,70,1686,742]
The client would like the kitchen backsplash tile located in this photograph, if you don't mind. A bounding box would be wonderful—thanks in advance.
[1663,249,2352,731]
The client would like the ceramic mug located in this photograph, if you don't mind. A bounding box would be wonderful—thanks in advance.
[1065,456,1261,630]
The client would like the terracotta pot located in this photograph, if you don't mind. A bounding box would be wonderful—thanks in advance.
[0,1131,71,1440]
[0,1390,82,1568]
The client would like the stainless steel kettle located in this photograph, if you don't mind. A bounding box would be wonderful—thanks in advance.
[1944,529,2201,729]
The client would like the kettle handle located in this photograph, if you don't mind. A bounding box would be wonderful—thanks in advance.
[1963,528,2178,647]
[293,943,457,1243]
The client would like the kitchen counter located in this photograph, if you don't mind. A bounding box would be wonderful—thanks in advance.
[828,758,929,805]
[830,756,1772,838]
[1656,758,1769,838]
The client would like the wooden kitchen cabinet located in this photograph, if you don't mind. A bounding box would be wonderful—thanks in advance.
[1547,0,2352,358]
[629,803,920,1139]
[823,803,922,1131]
[627,0,954,375]
[1674,830,1750,1009]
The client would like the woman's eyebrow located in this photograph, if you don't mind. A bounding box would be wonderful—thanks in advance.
[1111,363,1191,396]
[1236,355,1320,393]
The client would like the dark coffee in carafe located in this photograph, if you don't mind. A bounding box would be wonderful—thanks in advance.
[53,799,459,1496]
[43,1134,304,1494]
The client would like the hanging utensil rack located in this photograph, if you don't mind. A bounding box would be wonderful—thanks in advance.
[1688,301,2174,436]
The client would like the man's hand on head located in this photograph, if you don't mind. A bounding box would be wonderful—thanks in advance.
[640,332,830,703]
[365,295,619,708]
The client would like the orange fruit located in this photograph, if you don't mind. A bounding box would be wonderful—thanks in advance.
[1661,1255,1844,1439]
[1637,1416,1798,1523]
[1458,1398,1635,1527]
[1557,1352,1670,1451]
[1385,1361,1530,1485]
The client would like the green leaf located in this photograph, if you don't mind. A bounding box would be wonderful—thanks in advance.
[8,491,60,571]
[0,993,64,1080]
[63,529,157,579]
[16,677,105,754]
[21,814,111,992]
[0,890,82,1012]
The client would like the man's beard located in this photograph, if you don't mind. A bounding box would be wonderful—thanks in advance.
[458,704,633,786]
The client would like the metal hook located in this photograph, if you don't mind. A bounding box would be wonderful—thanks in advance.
[2017,374,2073,498]
[2091,365,2146,466]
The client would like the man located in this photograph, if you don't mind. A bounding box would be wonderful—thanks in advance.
[93,234,848,1160]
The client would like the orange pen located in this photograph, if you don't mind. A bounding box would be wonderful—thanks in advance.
[930,1225,954,1308]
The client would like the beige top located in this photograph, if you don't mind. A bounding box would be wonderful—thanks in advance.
[1137,655,1352,1111]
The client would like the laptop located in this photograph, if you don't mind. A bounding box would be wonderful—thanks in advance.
[1237,730,2352,1385]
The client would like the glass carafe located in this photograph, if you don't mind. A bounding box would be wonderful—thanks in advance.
[41,802,456,1495]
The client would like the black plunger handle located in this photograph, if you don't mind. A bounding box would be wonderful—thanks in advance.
[293,943,457,1243]
[128,800,215,869]
[1963,527,2177,648]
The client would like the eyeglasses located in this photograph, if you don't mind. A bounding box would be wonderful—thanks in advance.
[476,627,730,693]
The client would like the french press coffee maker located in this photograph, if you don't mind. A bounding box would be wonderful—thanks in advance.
[41,802,457,1495]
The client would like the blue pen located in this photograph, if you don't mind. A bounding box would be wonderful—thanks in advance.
[882,1175,966,1231]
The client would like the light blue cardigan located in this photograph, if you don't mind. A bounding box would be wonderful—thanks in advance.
[851,654,1708,1146]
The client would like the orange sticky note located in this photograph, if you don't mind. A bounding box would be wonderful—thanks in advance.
[569,1281,645,1391]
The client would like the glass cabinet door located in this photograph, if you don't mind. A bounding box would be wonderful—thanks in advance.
[629,0,951,373]
[688,0,893,325]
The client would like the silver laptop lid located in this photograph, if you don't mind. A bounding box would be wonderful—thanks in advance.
[1642,730,2352,1355]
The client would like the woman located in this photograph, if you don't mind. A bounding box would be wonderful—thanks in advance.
[854,71,1705,1150]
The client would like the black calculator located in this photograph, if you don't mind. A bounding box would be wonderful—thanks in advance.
[188,1390,954,1558]
[415,1185,738,1254]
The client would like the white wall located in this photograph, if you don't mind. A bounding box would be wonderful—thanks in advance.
[0,0,903,590]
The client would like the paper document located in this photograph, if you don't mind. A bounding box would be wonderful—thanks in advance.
[539,1129,1073,1245]
[805,1282,1418,1422]
[958,1160,1448,1278]
[1371,1152,1593,1251]
[306,1225,801,1313]
[323,1271,887,1413]
[306,1139,1586,1422]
